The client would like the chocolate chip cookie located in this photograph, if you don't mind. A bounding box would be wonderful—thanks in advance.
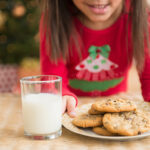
[103,111,150,136]
[92,98,136,113]
[72,114,103,128]
[93,126,116,136]
[88,106,104,115]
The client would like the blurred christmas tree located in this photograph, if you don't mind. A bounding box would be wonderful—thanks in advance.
[0,0,39,64]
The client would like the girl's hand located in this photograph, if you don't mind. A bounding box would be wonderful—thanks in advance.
[62,95,76,118]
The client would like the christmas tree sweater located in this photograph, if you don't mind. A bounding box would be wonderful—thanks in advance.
[40,13,150,105]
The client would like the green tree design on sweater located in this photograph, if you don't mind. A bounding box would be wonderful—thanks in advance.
[69,45,123,92]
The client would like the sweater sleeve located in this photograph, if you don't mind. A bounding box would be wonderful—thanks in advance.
[139,48,150,102]
[139,14,150,102]
[39,17,78,106]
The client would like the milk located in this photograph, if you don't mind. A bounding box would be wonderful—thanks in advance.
[22,93,62,135]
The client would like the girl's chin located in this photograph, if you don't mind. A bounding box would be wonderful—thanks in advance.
[89,15,111,23]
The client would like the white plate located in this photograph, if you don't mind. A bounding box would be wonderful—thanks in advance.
[62,103,150,141]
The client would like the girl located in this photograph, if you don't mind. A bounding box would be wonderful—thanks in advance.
[39,0,150,117]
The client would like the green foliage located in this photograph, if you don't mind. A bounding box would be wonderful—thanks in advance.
[0,0,40,64]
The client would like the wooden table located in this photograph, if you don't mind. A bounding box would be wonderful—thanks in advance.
[0,65,150,150]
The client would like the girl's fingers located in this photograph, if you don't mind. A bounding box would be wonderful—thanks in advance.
[67,97,76,118]
[62,96,67,114]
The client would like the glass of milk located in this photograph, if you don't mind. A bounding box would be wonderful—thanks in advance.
[20,75,62,140]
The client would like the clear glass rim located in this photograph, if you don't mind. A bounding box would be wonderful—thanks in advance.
[20,75,62,84]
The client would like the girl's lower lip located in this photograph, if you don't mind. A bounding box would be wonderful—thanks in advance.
[87,4,109,14]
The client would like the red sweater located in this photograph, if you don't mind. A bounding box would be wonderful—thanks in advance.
[40,13,150,104]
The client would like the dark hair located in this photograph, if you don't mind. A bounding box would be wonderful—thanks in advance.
[39,0,149,72]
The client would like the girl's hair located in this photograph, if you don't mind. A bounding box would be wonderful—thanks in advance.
[39,0,149,72]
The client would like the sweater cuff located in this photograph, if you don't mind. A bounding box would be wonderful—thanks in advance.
[142,96,150,102]
[62,88,78,106]
[140,80,150,102]
[141,92,150,102]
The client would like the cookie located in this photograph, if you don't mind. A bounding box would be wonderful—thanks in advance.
[93,126,116,136]
[103,111,150,136]
[88,107,104,115]
[72,114,103,128]
[92,98,136,113]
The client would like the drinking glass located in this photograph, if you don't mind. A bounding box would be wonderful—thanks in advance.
[20,75,62,140]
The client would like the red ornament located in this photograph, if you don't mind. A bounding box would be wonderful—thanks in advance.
[80,64,85,68]
[96,49,101,53]
[96,54,100,59]
[110,65,115,69]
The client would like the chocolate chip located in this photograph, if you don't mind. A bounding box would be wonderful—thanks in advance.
[138,131,142,135]
[125,117,132,120]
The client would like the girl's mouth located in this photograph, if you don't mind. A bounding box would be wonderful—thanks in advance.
[87,4,110,14]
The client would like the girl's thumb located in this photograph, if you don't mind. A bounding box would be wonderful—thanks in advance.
[67,97,76,118]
